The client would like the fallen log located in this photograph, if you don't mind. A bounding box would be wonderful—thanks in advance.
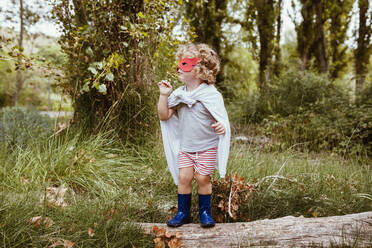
[140,211,372,247]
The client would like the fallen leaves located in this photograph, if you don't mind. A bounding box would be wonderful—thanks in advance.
[29,216,54,228]
[213,174,256,222]
[88,227,95,237]
[48,239,75,248]
[40,184,68,208]
[152,226,183,248]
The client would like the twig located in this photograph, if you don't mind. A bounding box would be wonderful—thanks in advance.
[228,176,234,218]
[266,160,287,192]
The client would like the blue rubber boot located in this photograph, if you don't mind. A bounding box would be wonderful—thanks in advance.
[167,193,192,227]
[198,194,215,228]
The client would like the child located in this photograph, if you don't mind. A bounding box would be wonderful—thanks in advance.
[157,43,230,228]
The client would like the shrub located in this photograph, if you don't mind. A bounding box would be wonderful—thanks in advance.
[260,104,371,157]
[238,69,349,123]
[0,107,54,149]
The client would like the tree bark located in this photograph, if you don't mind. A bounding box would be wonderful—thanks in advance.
[297,0,314,71]
[273,0,282,77]
[140,212,372,247]
[355,0,372,105]
[254,0,275,91]
[13,0,24,106]
[313,0,328,74]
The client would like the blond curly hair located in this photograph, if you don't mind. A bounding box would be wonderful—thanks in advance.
[176,43,220,84]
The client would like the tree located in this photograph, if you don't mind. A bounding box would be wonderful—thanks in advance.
[313,0,328,74]
[354,0,372,104]
[326,0,354,79]
[1,0,43,105]
[184,0,228,83]
[293,0,329,74]
[243,0,279,91]
[52,0,180,141]
[273,0,283,77]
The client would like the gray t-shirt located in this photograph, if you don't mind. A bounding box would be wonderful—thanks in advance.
[175,101,219,152]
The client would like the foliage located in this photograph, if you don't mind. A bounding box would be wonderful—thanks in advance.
[51,0,182,142]
[326,0,354,79]
[36,44,67,65]
[233,69,371,156]
[260,105,371,156]
[243,0,279,88]
[0,106,53,149]
[184,0,228,69]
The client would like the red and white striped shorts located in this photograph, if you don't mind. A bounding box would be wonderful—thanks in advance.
[178,147,217,176]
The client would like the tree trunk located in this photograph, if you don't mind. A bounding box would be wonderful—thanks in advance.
[313,0,328,74]
[140,212,372,247]
[273,0,282,77]
[355,0,372,105]
[255,0,275,91]
[297,0,314,71]
[13,0,24,106]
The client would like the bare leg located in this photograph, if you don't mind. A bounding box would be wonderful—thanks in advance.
[178,167,194,194]
[195,173,212,195]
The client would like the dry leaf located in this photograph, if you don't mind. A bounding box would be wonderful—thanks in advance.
[152,225,159,233]
[49,239,75,248]
[156,227,166,237]
[175,232,182,239]
[44,217,54,227]
[168,237,183,248]
[106,208,118,219]
[218,200,224,209]
[29,216,42,227]
[40,184,68,208]
[165,231,174,238]
[63,240,75,248]
[20,177,30,184]
[88,227,95,237]
[154,237,165,248]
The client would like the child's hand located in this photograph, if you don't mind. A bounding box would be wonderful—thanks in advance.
[211,122,225,135]
[158,80,172,96]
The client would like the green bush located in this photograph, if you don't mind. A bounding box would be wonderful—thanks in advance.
[0,107,54,149]
[238,69,348,123]
[260,104,371,156]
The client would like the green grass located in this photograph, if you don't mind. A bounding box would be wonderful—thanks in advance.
[0,120,371,247]
[227,141,372,221]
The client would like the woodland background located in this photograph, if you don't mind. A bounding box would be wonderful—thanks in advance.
[0,0,371,247]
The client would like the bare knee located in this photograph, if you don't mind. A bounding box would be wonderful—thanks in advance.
[195,173,211,187]
[178,168,194,186]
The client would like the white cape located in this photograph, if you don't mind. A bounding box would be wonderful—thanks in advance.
[160,83,231,185]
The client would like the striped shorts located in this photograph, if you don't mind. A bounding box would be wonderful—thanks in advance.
[178,147,217,176]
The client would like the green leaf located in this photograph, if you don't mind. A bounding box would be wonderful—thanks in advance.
[82,82,90,92]
[137,12,145,19]
[98,84,107,94]
[122,42,129,47]
[86,47,94,57]
[105,73,114,81]
[96,62,103,70]
[88,67,97,75]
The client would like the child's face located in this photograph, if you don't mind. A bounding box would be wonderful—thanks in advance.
[177,57,200,83]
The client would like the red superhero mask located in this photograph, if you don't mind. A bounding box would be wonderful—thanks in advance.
[177,57,201,72]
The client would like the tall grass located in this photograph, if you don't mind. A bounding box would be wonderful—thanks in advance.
[225,140,372,221]
[0,107,371,246]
